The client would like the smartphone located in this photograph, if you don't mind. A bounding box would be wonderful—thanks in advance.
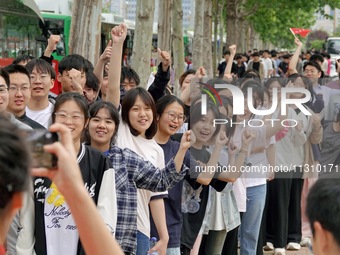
[28,129,58,169]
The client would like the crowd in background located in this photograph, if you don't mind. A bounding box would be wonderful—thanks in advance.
[0,23,340,255]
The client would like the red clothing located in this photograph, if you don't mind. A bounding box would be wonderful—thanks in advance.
[0,245,5,255]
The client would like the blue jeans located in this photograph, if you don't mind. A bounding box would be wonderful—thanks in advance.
[240,184,267,255]
[166,247,181,255]
[136,231,150,255]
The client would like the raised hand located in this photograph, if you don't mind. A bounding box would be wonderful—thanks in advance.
[294,38,302,47]
[157,48,171,71]
[110,23,127,45]
[68,68,83,93]
[195,66,206,79]
[100,40,113,62]
[180,130,192,150]
[242,129,256,146]
[47,35,61,52]
[216,130,229,147]
[229,44,237,55]
[228,141,238,157]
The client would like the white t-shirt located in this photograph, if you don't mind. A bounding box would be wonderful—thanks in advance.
[261,58,274,79]
[44,183,79,255]
[26,102,54,129]
[233,125,270,188]
[116,120,167,237]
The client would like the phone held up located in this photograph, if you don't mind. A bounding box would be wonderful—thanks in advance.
[27,129,58,169]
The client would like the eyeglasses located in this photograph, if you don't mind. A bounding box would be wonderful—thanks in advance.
[30,74,50,82]
[55,112,84,123]
[165,111,187,123]
[0,86,8,94]
[8,85,30,93]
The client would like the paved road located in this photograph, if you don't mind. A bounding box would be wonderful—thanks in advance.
[263,247,312,254]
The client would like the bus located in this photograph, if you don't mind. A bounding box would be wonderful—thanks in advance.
[326,37,340,58]
[41,12,135,63]
[0,0,45,67]
[325,37,340,77]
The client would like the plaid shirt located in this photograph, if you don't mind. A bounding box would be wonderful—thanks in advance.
[108,145,188,255]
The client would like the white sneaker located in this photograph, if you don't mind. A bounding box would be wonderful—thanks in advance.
[286,242,301,250]
[300,237,312,247]
[274,248,286,255]
[263,242,274,251]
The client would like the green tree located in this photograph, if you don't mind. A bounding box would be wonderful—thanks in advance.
[306,29,329,48]
[310,39,325,50]
[224,0,340,49]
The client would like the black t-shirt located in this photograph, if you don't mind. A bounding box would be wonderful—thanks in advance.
[252,61,260,73]
[181,147,227,249]
[218,61,237,77]
[150,139,199,248]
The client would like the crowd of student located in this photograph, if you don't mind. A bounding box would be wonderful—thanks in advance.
[0,23,340,255]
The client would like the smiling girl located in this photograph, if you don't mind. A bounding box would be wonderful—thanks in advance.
[32,92,116,255]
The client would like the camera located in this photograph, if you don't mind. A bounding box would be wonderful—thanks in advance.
[27,129,58,169]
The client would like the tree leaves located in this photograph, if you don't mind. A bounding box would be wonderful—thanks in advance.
[226,0,340,49]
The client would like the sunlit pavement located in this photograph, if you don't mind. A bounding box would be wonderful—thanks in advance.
[263,247,312,254]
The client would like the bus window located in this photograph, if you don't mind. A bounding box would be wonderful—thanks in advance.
[328,39,340,55]
[44,19,66,56]
[0,2,43,66]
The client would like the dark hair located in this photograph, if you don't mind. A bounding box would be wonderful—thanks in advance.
[251,52,260,57]
[25,58,56,80]
[241,80,264,108]
[264,77,287,89]
[307,178,340,247]
[0,117,30,211]
[121,87,157,139]
[235,54,242,60]
[282,54,291,60]
[85,72,99,92]
[237,70,261,86]
[303,60,322,73]
[85,101,120,145]
[220,95,234,137]
[179,69,196,87]
[0,68,10,88]
[287,73,315,108]
[121,66,140,86]
[223,50,231,56]
[12,55,34,65]
[156,95,185,117]
[3,64,30,81]
[52,92,89,123]
[190,99,221,140]
[310,54,324,64]
[58,54,88,74]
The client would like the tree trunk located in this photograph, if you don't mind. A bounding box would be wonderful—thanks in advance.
[131,0,155,88]
[171,0,184,96]
[249,25,255,51]
[239,18,247,53]
[226,0,237,49]
[213,0,218,75]
[203,0,213,77]
[218,2,224,61]
[158,0,171,51]
[192,0,204,69]
[69,0,102,65]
